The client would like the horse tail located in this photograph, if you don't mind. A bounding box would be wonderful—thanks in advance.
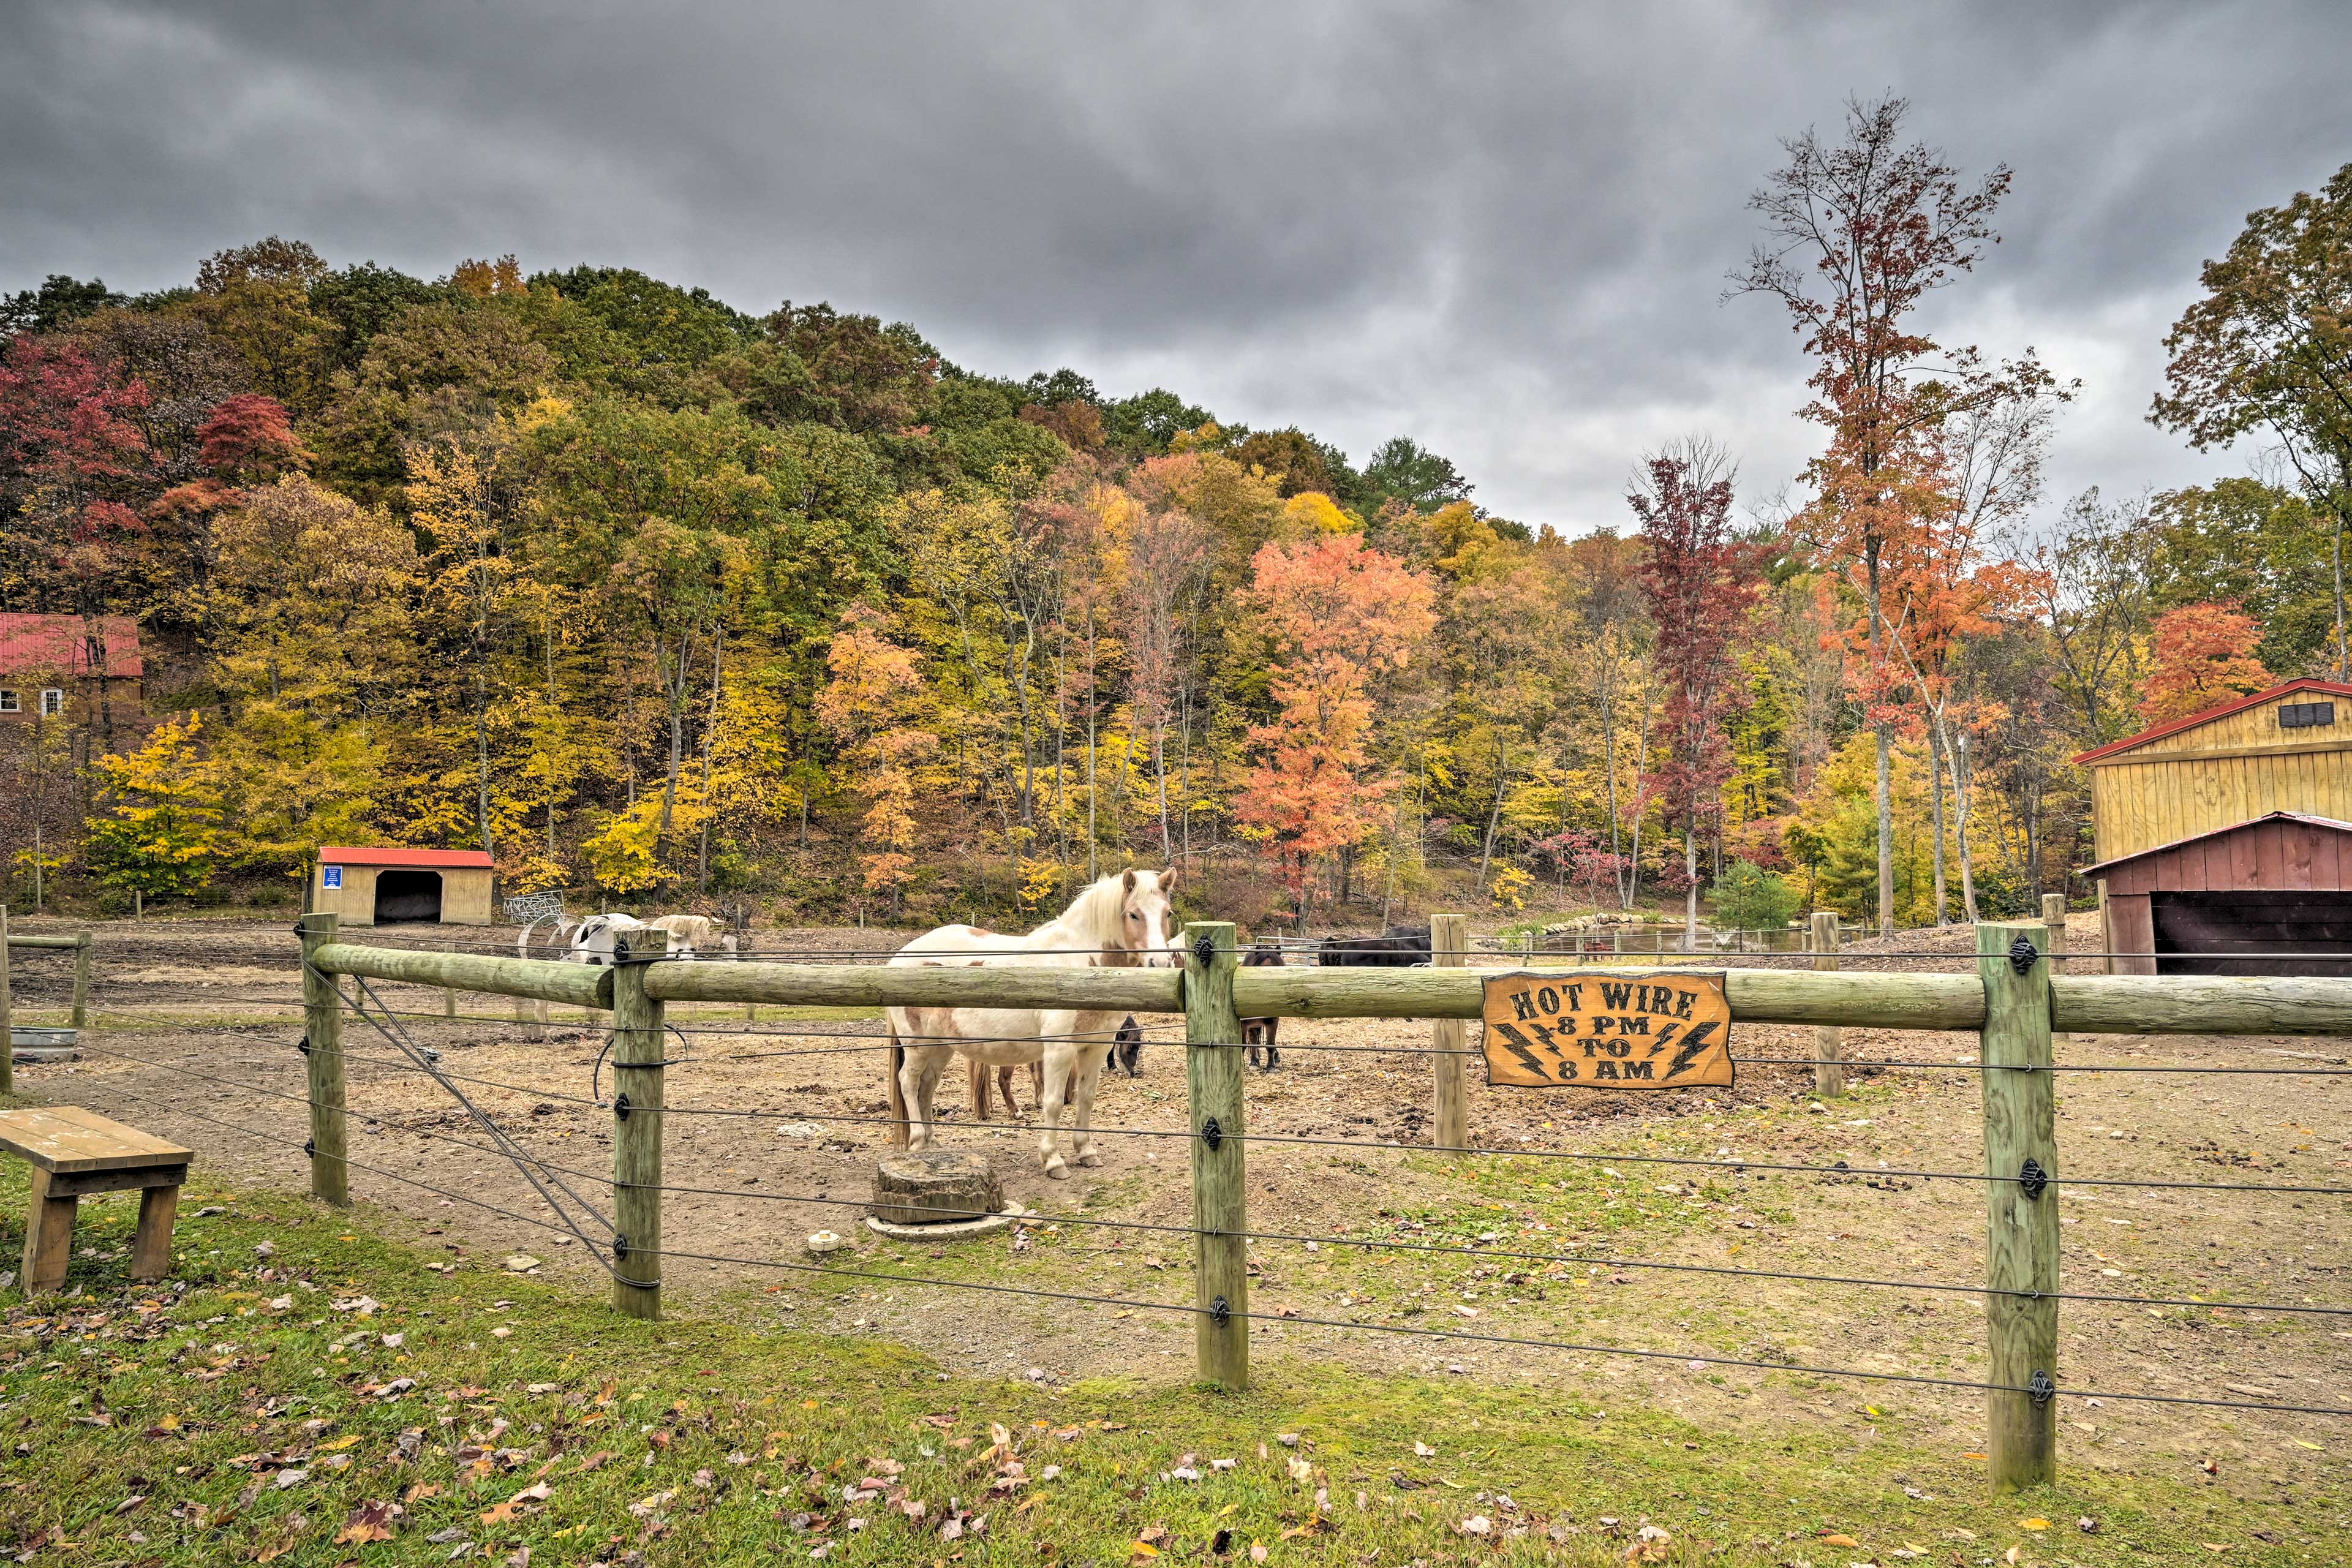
[886,1019,911,1150]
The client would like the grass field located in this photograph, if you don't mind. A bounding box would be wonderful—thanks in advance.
[0,1151,2331,1566]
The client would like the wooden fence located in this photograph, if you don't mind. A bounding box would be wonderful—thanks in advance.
[0,911,94,1096]
[291,909,2352,1494]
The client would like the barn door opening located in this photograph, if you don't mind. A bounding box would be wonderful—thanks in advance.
[2150,891,2352,976]
[374,869,444,924]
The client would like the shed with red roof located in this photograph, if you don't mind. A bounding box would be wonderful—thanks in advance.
[311,846,494,927]
[2075,680,2352,975]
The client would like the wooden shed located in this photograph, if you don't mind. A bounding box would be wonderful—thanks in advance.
[311,847,495,927]
[2086,812,2352,976]
[2073,677,2352,864]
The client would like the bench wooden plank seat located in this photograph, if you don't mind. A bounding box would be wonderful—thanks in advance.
[0,1107,192,1292]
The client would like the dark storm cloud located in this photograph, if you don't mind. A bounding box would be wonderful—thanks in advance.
[5,0,2346,530]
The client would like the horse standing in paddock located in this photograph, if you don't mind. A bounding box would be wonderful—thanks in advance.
[887,869,1182,1177]
[1112,1015,1145,1077]
[568,913,645,965]
[644,913,720,959]
[1317,924,1431,967]
[1241,938,1286,1070]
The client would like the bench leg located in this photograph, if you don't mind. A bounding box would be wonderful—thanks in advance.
[21,1169,77,1294]
[132,1185,179,1281]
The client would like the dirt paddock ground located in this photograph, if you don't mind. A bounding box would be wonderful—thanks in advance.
[7,914,2348,1509]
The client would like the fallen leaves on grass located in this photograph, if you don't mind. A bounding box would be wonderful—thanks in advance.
[334,1500,402,1545]
[481,1480,552,1526]
[252,1510,309,1562]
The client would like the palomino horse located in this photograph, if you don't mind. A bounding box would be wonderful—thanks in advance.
[884,869,1181,1177]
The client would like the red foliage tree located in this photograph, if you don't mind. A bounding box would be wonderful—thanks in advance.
[1632,453,1766,942]
[0,335,155,753]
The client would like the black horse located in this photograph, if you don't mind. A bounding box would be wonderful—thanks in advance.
[1242,937,1285,1070]
[1317,924,1431,967]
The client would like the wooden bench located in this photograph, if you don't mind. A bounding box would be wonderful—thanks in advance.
[0,1107,192,1293]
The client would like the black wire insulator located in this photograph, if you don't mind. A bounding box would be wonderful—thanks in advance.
[2008,935,2040,974]
[2019,1157,2051,1199]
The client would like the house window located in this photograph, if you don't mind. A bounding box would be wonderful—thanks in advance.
[2280,701,2337,729]
[0,690,17,713]
[39,689,64,716]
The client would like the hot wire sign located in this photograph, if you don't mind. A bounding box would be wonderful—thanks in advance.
[1479,971,1734,1089]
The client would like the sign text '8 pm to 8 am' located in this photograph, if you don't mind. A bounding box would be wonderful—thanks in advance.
[1478,971,1735,1089]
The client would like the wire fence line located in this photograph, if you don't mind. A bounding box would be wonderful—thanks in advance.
[20,912,2352,1494]
[62,1056,2352,1423]
[78,1045,2352,1325]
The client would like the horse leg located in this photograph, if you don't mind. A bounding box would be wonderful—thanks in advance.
[999,1063,1021,1114]
[1070,1046,1103,1167]
[886,1025,911,1149]
[910,1049,948,1149]
[1028,1060,1044,1104]
[1036,1047,1074,1178]
[897,1044,934,1152]
[968,1057,993,1121]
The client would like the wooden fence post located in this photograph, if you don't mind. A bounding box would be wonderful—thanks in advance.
[1977,920,2059,1493]
[1,907,13,1099]
[611,927,669,1321]
[70,934,90,1031]
[2041,893,2071,1046]
[1183,919,1248,1392]
[1430,913,1469,1151]
[298,912,349,1206]
[1810,911,1844,1096]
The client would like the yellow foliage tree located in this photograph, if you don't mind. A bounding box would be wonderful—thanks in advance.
[85,717,227,908]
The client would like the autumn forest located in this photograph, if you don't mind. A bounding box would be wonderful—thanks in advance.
[5,97,2350,935]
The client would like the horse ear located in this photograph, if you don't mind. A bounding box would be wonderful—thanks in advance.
[1121,868,1136,894]
[1157,865,1177,893]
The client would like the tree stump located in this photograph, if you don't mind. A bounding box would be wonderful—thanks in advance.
[870,1150,1004,1227]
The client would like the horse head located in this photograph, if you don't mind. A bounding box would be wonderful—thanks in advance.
[1113,866,1183,968]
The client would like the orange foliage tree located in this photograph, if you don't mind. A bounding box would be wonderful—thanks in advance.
[814,604,934,914]
[2139,603,2275,725]
[1232,533,1435,923]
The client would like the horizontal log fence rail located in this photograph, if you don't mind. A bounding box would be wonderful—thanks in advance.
[12,906,2352,1497]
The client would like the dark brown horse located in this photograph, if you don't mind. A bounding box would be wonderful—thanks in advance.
[1243,937,1285,1070]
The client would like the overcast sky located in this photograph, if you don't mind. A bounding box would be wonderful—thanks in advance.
[6,1,2347,534]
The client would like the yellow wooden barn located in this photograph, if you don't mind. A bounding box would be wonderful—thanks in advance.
[2076,679,2352,974]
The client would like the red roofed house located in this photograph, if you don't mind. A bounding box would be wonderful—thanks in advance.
[311,846,496,926]
[2075,679,2352,975]
[0,613,146,745]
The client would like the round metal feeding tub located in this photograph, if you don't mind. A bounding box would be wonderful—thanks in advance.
[10,1026,80,1063]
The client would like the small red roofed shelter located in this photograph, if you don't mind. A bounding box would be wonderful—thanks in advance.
[312,846,494,927]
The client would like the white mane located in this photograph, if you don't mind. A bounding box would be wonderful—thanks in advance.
[1054,873,1139,959]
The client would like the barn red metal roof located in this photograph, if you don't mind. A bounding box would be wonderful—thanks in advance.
[2072,678,2352,765]
[320,846,495,869]
[0,614,144,679]
[2081,810,2352,875]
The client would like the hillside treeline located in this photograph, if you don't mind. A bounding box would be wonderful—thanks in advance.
[4,104,2347,931]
